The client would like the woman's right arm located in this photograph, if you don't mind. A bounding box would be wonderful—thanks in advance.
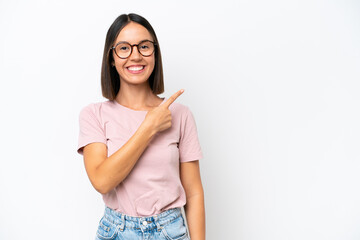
[82,90,184,194]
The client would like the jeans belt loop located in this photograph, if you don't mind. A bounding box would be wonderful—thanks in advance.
[119,214,125,231]
[154,215,162,232]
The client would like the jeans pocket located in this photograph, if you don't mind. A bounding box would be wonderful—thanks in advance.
[160,215,189,240]
[96,217,119,240]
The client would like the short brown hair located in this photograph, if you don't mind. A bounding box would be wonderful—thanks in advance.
[101,13,164,100]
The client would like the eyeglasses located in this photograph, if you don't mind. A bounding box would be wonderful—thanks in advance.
[111,40,156,59]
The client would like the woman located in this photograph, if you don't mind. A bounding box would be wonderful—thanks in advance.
[77,13,205,240]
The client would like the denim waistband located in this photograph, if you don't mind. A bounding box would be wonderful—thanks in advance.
[102,206,182,232]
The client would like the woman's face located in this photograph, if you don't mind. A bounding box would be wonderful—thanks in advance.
[112,22,155,87]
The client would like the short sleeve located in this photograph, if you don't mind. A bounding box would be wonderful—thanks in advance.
[179,106,204,162]
[77,104,107,155]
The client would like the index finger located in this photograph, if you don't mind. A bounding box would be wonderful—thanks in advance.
[162,89,184,109]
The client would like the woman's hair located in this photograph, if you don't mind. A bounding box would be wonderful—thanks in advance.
[101,13,164,100]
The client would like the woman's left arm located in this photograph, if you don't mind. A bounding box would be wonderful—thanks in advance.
[180,160,205,240]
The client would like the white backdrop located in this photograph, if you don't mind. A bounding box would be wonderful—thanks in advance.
[1,0,360,239]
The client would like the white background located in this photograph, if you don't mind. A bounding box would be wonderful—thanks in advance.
[1,0,360,239]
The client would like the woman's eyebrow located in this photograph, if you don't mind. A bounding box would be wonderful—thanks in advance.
[116,39,153,44]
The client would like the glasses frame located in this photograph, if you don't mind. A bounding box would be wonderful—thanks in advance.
[111,40,157,59]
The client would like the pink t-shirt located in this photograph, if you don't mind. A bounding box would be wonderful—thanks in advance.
[77,97,203,217]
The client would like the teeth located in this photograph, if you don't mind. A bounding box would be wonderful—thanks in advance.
[128,66,144,71]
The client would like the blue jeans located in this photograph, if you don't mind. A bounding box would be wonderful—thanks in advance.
[95,206,190,240]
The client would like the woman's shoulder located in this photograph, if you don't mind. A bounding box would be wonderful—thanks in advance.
[79,100,114,115]
[168,100,195,120]
[80,98,193,115]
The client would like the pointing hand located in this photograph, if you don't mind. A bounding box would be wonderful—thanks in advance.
[144,89,184,133]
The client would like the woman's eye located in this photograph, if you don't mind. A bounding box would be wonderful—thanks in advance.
[140,45,149,49]
[120,46,129,51]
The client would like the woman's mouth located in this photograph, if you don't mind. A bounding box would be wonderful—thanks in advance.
[126,65,145,74]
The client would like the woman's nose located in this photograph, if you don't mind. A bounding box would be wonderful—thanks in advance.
[129,46,142,60]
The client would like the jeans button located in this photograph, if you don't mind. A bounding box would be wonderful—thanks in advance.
[142,220,148,226]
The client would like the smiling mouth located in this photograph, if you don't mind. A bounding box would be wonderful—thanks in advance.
[127,66,145,71]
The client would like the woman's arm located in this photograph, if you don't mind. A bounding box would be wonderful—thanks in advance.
[180,160,206,240]
[83,121,157,194]
[83,90,184,194]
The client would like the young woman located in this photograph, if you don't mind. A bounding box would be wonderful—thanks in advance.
[77,13,205,240]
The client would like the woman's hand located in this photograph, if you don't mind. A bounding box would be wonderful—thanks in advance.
[144,89,184,133]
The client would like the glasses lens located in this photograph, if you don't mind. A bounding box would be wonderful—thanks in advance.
[115,42,131,58]
[138,41,155,56]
